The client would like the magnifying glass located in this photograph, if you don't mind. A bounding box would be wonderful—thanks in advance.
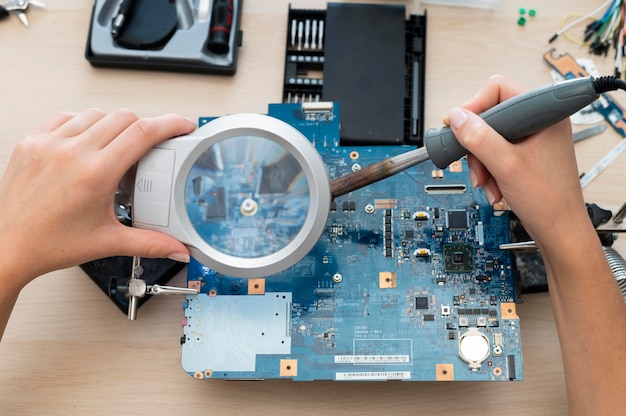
[129,113,331,278]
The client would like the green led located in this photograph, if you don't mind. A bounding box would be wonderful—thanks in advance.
[529,9,536,17]
[519,7,526,15]
[517,16,527,26]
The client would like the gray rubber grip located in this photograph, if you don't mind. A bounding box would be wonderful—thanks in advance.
[424,76,599,169]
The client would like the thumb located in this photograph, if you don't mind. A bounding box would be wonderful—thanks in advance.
[447,107,515,176]
[114,226,190,263]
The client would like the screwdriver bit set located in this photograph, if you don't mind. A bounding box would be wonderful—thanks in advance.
[284,11,327,105]
[85,0,243,74]
[283,3,427,146]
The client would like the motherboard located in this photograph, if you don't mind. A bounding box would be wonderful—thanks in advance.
[180,102,523,381]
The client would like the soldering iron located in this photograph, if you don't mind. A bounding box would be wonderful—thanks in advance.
[330,75,626,197]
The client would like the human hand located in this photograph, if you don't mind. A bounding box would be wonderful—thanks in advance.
[445,75,589,247]
[0,109,196,288]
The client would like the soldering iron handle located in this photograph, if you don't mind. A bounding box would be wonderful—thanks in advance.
[424,76,600,169]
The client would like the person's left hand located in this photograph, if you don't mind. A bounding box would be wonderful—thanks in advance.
[0,109,196,288]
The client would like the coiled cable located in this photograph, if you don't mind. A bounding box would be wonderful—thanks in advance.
[603,246,626,301]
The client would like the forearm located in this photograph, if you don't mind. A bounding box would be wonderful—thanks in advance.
[0,234,68,341]
[0,286,20,341]
[538,222,626,416]
[0,241,31,341]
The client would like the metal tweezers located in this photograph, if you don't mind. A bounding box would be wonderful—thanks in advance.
[0,0,45,27]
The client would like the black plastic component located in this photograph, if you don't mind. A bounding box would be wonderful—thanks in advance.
[509,201,619,295]
[207,0,234,54]
[598,232,616,246]
[587,202,613,228]
[415,296,429,310]
[324,3,405,145]
[507,355,517,380]
[81,257,185,314]
[447,210,468,230]
[282,4,426,146]
[114,0,178,50]
[406,14,427,143]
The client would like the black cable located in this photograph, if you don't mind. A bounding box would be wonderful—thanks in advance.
[592,75,626,93]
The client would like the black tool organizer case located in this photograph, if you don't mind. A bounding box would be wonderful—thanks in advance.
[283,3,427,145]
[85,0,243,74]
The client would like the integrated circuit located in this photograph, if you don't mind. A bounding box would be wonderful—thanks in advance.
[443,244,474,273]
[447,209,468,230]
[415,296,429,310]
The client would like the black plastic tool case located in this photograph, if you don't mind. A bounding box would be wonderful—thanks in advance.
[85,0,243,75]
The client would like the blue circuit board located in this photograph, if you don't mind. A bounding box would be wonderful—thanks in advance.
[180,103,523,381]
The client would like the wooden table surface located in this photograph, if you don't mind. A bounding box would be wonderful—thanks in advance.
[1,1,624,415]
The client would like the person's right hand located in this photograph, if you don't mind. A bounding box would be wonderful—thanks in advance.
[444,75,589,249]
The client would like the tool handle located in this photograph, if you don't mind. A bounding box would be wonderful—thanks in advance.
[111,0,136,38]
[207,0,233,54]
[424,76,599,169]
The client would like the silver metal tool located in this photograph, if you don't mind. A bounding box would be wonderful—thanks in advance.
[197,0,210,23]
[311,19,317,49]
[580,140,626,189]
[125,256,198,320]
[499,241,538,252]
[573,123,607,143]
[0,0,45,26]
[614,202,626,224]
[330,147,429,198]
[304,19,310,49]
[111,0,136,38]
[290,18,296,48]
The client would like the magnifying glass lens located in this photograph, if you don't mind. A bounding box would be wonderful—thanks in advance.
[184,135,310,259]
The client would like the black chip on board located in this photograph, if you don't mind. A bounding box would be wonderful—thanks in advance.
[447,210,468,230]
[415,296,429,310]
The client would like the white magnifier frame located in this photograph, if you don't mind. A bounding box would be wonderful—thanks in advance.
[131,113,331,278]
